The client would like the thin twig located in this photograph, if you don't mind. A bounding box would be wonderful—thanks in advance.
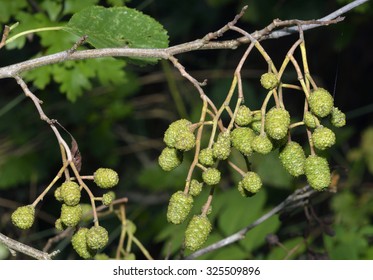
[0,25,10,49]
[14,75,72,161]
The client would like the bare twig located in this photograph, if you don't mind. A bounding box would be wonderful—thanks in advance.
[0,25,10,49]
[0,232,58,260]
[14,76,72,161]
[185,186,316,259]
[267,0,369,39]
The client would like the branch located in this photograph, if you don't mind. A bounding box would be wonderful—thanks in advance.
[0,232,59,260]
[0,0,366,79]
[185,185,317,260]
[267,0,369,39]
[14,75,72,162]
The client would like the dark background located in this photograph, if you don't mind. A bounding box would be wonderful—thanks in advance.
[0,0,372,259]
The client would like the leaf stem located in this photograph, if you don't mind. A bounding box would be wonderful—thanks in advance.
[5,26,65,45]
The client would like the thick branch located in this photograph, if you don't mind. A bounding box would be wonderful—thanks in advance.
[0,232,58,260]
[0,0,365,79]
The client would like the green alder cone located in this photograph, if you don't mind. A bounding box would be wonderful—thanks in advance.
[60,181,81,206]
[279,141,306,177]
[303,111,318,129]
[238,172,262,196]
[230,127,256,156]
[252,134,273,154]
[308,88,334,118]
[198,148,215,166]
[102,191,116,206]
[189,179,203,197]
[86,226,109,251]
[11,205,35,230]
[235,105,253,126]
[250,120,262,134]
[184,215,212,251]
[54,187,64,202]
[55,218,66,231]
[260,72,279,90]
[202,168,221,185]
[71,228,95,259]
[163,119,195,151]
[265,107,290,140]
[305,155,331,191]
[60,204,82,227]
[331,107,346,128]
[174,130,196,151]
[94,168,119,189]
[212,132,231,160]
[163,119,192,148]
[167,191,194,224]
[312,126,336,150]
[252,112,262,122]
[125,220,137,235]
[158,147,183,171]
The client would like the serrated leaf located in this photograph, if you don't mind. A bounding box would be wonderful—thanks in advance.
[64,6,169,64]
[24,65,52,89]
[85,57,126,86]
[52,61,95,101]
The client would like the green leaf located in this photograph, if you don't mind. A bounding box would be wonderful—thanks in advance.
[64,6,169,63]
[267,237,305,260]
[24,65,52,89]
[0,154,38,189]
[88,57,126,86]
[52,61,95,101]
[240,214,280,252]
[0,0,27,23]
[39,27,78,54]
[40,0,63,21]
[137,163,189,191]
[217,189,267,236]
[63,0,100,16]
[252,151,293,189]
[6,12,53,49]
[107,0,131,6]
[0,243,10,260]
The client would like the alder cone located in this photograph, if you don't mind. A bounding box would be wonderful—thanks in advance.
[184,215,212,251]
[305,155,331,191]
[167,191,193,224]
[265,108,290,140]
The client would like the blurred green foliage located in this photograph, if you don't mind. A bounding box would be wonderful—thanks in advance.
[0,0,372,260]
